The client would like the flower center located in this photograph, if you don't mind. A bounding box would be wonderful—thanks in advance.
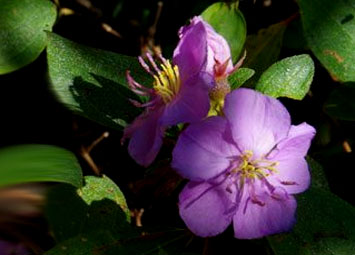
[152,60,181,104]
[229,150,279,187]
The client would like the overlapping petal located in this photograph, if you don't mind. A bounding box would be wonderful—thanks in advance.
[179,181,236,237]
[160,72,213,127]
[172,116,239,181]
[224,88,291,157]
[173,21,208,83]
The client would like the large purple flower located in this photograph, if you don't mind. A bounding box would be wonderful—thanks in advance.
[172,88,316,239]
[122,21,214,167]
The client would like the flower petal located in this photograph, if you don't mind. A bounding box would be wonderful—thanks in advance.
[233,183,297,239]
[270,122,316,158]
[172,116,239,181]
[224,88,291,157]
[173,20,208,83]
[179,181,235,237]
[266,123,315,194]
[268,157,310,194]
[160,72,213,127]
[124,107,164,167]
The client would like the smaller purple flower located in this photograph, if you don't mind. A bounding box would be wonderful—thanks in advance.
[122,21,214,167]
[172,88,316,239]
[177,16,246,115]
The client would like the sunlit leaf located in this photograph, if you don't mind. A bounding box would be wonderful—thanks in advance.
[46,33,151,130]
[201,2,247,62]
[0,145,82,188]
[256,54,314,100]
[45,175,130,242]
[298,0,355,82]
[0,0,57,74]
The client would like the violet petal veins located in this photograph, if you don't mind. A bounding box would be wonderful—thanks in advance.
[122,21,213,167]
[172,88,316,239]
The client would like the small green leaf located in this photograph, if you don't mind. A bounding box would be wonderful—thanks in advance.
[0,145,82,188]
[0,0,57,74]
[201,2,247,62]
[228,68,255,89]
[244,21,287,85]
[45,175,130,242]
[46,33,151,130]
[255,54,314,100]
[298,0,355,82]
[324,84,355,121]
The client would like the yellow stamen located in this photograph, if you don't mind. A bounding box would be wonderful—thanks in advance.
[153,60,181,104]
[234,151,279,186]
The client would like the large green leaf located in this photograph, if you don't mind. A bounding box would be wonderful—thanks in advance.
[268,158,355,255]
[45,175,130,242]
[255,54,314,100]
[298,0,355,82]
[324,84,355,121]
[268,188,355,255]
[201,2,247,62]
[244,21,288,85]
[46,33,151,130]
[0,145,82,188]
[0,0,57,74]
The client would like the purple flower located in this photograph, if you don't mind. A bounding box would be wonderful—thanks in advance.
[172,88,316,239]
[178,16,245,115]
[122,21,214,167]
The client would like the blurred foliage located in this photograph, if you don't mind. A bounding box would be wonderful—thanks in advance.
[0,145,83,188]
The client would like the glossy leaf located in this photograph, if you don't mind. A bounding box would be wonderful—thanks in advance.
[0,0,57,74]
[298,0,355,82]
[45,175,130,242]
[46,33,151,130]
[201,2,247,62]
[324,84,355,121]
[0,145,82,188]
[255,54,314,100]
[228,68,255,89]
[244,21,287,85]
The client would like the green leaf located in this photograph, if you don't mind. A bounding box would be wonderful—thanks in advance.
[0,145,82,188]
[324,84,355,121]
[46,33,151,130]
[201,2,247,62]
[0,0,57,74]
[298,0,355,82]
[268,188,355,255]
[255,54,314,100]
[244,21,287,85]
[228,68,255,89]
[45,175,130,242]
